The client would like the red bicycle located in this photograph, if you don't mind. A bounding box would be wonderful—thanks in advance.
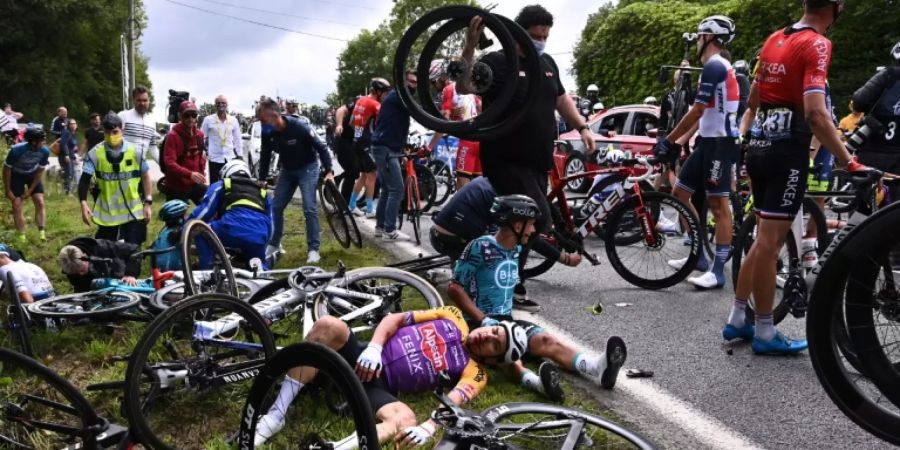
[522,142,701,290]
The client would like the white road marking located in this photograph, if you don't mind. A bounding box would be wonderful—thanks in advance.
[355,216,764,450]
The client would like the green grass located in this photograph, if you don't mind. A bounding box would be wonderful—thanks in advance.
[0,142,636,448]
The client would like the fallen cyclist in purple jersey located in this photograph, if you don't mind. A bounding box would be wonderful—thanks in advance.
[253,306,534,448]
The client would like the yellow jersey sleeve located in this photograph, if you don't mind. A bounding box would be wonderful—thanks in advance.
[408,306,470,339]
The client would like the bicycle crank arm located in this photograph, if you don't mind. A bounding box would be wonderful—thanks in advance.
[581,251,601,266]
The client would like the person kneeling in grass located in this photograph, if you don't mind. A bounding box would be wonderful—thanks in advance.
[448,195,627,401]
[253,306,530,448]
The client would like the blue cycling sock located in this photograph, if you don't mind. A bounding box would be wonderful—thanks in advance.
[695,252,709,272]
[349,192,358,209]
[366,198,375,212]
[712,244,729,281]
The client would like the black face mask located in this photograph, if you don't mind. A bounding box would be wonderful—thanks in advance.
[409,87,417,95]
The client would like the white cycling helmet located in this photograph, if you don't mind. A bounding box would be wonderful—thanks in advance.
[593,102,605,112]
[605,148,626,165]
[644,96,659,105]
[501,321,529,364]
[892,41,900,64]
[285,97,299,106]
[697,15,736,45]
[429,60,447,81]
[221,159,251,179]
[586,84,599,93]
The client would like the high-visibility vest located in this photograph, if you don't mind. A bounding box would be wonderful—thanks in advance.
[220,176,266,216]
[92,143,144,226]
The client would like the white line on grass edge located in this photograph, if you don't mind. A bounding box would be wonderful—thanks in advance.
[355,218,763,450]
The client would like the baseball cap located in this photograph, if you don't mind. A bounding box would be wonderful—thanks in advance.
[179,101,199,115]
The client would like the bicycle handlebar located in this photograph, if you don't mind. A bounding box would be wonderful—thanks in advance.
[625,157,657,183]
[131,246,177,259]
[831,169,883,215]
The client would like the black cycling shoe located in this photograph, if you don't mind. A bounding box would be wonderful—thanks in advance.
[600,336,627,390]
[539,362,565,402]
[513,284,541,312]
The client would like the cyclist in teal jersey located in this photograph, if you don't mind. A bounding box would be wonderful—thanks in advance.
[449,195,627,402]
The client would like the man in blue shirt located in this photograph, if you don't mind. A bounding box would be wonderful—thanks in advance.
[371,71,416,240]
[257,97,333,264]
[3,126,50,242]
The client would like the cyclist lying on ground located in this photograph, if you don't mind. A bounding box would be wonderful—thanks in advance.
[0,243,54,304]
[58,237,143,293]
[448,195,627,399]
[253,306,529,448]
[188,159,274,269]
[430,176,582,312]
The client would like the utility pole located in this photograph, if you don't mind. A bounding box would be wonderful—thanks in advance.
[121,34,129,110]
[128,0,136,107]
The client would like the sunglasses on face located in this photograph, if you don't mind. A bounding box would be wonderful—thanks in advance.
[184,113,198,119]
[215,102,227,106]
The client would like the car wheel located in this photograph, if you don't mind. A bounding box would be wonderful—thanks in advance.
[565,156,589,193]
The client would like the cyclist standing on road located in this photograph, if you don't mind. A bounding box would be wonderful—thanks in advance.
[189,159,274,269]
[851,41,900,200]
[348,79,390,219]
[3,126,49,243]
[370,71,417,241]
[257,97,334,264]
[448,195,626,399]
[656,16,741,290]
[726,0,864,355]
[78,112,154,246]
[334,98,360,202]
[457,5,596,311]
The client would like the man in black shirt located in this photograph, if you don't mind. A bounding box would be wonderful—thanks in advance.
[83,113,105,151]
[457,5,594,310]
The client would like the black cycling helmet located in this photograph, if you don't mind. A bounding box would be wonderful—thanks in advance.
[491,195,541,226]
[805,0,845,19]
[892,41,900,65]
[102,111,123,130]
[370,77,391,93]
[23,126,45,143]
[733,60,750,75]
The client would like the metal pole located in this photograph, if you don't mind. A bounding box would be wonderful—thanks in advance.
[128,0,136,106]
[121,34,129,110]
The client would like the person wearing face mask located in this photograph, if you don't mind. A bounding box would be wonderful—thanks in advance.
[162,101,208,204]
[456,5,596,311]
[78,112,154,246]
[200,95,243,184]
[119,86,161,163]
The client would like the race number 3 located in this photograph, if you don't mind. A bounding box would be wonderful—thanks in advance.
[886,121,897,142]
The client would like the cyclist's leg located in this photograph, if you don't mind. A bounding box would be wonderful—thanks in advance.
[670,144,709,270]
[700,138,739,285]
[9,174,26,235]
[520,321,625,388]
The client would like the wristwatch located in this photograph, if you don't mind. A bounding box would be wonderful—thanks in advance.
[144,196,153,205]
[576,124,588,133]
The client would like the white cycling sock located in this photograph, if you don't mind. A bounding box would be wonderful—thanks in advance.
[728,298,748,328]
[521,370,544,394]
[333,432,359,450]
[573,352,606,378]
[755,314,776,341]
[266,376,304,423]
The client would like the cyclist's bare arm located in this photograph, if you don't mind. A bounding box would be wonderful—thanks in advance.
[456,16,484,96]
[427,132,444,151]
[804,92,851,166]
[739,84,760,137]
[676,123,699,146]
[369,312,406,347]
[666,103,706,144]
[18,290,34,305]
[335,105,347,136]
[447,282,486,323]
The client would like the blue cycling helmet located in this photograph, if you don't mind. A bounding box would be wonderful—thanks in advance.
[159,199,189,222]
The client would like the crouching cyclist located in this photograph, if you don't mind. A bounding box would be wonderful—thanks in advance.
[253,306,528,447]
[448,195,627,400]
[188,159,274,269]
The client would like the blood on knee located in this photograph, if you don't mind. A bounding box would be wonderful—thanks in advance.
[531,333,556,353]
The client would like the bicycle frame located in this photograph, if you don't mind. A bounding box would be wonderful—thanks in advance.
[404,153,422,213]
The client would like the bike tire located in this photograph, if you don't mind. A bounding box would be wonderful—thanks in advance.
[0,347,104,450]
[27,291,142,319]
[323,179,362,248]
[807,201,900,446]
[520,235,560,280]
[238,342,378,450]
[415,164,437,212]
[428,160,454,206]
[604,191,701,290]
[146,279,261,313]
[8,293,33,357]
[700,191,745,262]
[124,293,276,450]
[480,402,656,450]
[311,267,444,325]
[180,219,238,298]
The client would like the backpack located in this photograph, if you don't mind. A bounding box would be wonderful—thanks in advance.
[151,226,183,272]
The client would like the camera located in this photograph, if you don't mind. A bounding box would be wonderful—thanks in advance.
[166,89,190,124]
[846,115,884,154]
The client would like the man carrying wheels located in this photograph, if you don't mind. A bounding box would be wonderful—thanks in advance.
[78,113,154,246]
[253,306,526,448]
[448,195,627,401]
[656,16,741,290]
[189,159,274,269]
[348,79,390,219]
[726,0,867,355]
[3,126,49,243]
[458,5,596,311]
[57,238,142,293]
[257,97,333,264]
[371,71,417,241]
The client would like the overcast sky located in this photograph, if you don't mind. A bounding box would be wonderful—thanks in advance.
[142,0,605,122]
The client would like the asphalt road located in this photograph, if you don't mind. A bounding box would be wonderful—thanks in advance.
[349,191,892,450]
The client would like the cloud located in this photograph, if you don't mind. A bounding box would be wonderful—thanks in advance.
[143,0,600,123]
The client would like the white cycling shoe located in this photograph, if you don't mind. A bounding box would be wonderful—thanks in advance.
[655,214,680,234]
[667,257,688,270]
[687,271,725,289]
[254,414,285,446]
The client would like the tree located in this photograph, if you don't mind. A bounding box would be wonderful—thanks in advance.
[335,0,478,103]
[0,0,152,127]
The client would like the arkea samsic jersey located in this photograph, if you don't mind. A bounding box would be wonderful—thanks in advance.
[754,24,832,111]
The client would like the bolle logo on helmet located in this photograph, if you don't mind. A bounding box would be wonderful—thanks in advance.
[511,207,536,218]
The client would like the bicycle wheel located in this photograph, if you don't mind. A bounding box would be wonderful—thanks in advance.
[124,293,276,450]
[428,160,454,206]
[588,174,657,245]
[730,197,828,324]
[312,267,443,333]
[481,402,656,450]
[0,347,104,450]
[605,191,701,290]
[415,164,437,212]
[808,202,900,446]
[238,342,378,450]
[321,180,356,249]
[147,279,261,313]
[27,291,142,319]
[181,220,238,298]
[520,233,562,280]
[5,298,33,358]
